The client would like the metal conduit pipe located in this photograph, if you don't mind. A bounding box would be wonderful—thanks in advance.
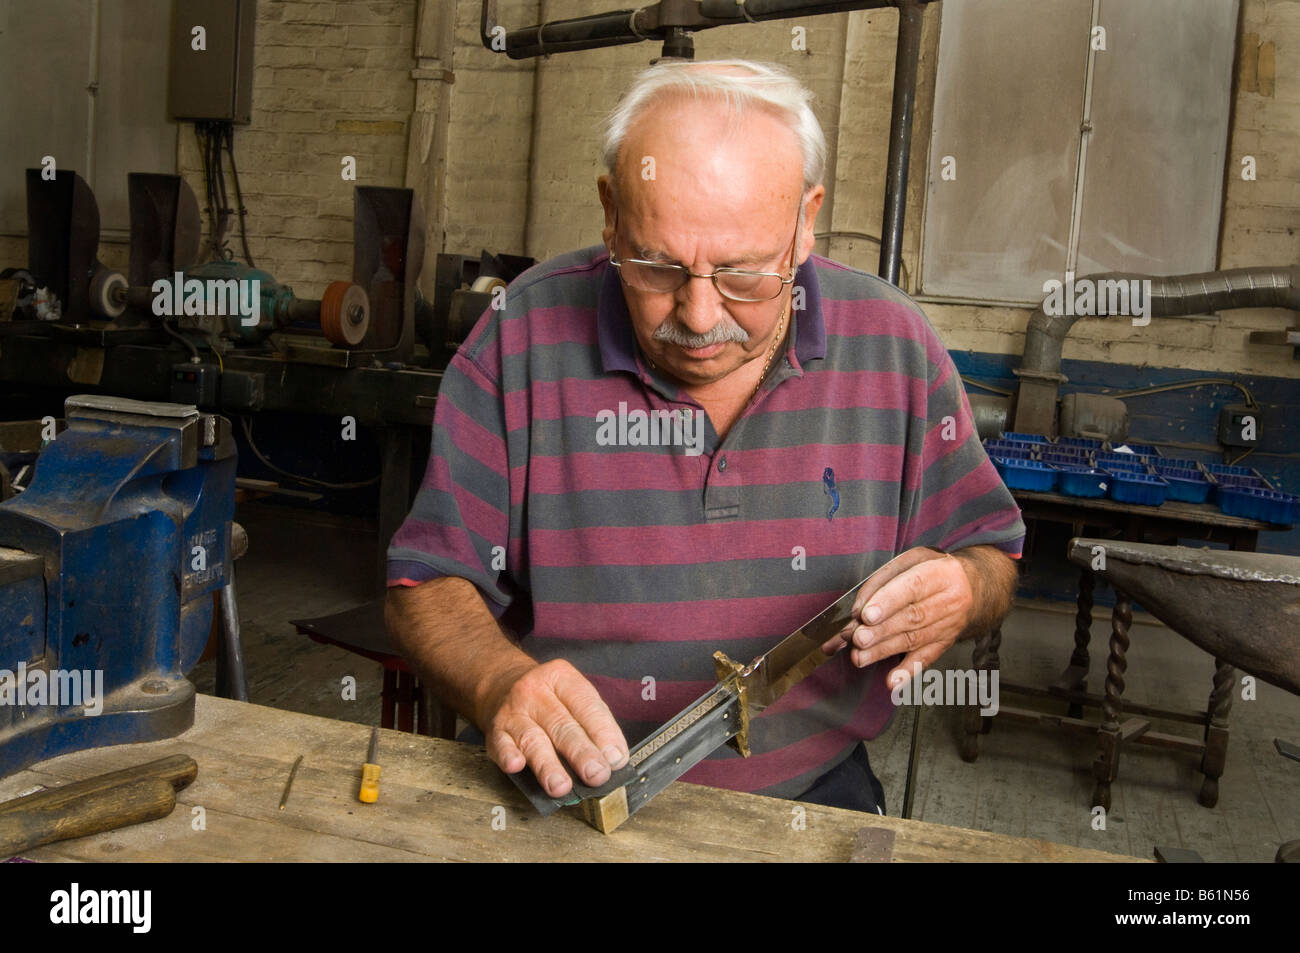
[1012,265,1300,435]
[877,0,923,288]
[481,1,935,60]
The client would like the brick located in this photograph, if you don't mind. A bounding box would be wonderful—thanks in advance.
[332,117,403,135]
[365,47,414,68]
[270,67,330,90]
[256,235,354,263]
[337,87,413,113]
[316,196,354,219]
[257,23,345,48]
[345,24,407,48]
[254,86,346,112]
[255,44,318,68]
[280,2,337,25]
[323,66,411,88]
[248,108,333,133]
[333,1,411,26]
[276,214,353,242]
[316,47,370,68]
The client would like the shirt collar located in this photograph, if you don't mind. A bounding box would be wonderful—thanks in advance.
[596,250,828,374]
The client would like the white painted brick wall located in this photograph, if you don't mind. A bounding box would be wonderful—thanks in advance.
[7,0,1296,379]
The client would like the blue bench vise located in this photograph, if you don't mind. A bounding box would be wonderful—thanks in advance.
[0,395,237,778]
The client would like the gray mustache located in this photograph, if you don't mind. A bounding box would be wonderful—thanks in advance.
[651,318,750,349]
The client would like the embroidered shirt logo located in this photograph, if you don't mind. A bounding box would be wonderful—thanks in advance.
[822,467,839,521]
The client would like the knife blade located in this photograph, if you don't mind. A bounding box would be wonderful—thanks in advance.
[740,546,948,714]
[507,546,949,830]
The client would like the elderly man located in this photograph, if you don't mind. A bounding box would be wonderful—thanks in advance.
[386,60,1023,815]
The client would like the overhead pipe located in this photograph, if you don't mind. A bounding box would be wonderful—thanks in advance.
[1013,265,1300,435]
[481,1,935,61]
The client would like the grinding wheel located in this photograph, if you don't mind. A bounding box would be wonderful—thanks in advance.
[320,280,370,348]
[89,268,128,319]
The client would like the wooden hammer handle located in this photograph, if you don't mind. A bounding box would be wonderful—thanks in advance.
[0,754,197,816]
[0,776,177,857]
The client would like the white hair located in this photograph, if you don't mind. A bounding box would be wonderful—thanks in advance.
[601,59,826,193]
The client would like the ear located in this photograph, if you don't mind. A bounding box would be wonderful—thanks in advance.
[597,174,618,251]
[796,185,826,265]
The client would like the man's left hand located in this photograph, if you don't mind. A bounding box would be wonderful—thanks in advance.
[836,546,1016,690]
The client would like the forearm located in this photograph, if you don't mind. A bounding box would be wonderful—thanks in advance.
[951,544,1019,640]
[384,576,535,730]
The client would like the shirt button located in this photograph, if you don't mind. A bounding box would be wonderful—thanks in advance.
[717,455,728,472]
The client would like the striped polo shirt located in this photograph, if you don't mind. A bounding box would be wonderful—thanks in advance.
[388,246,1025,799]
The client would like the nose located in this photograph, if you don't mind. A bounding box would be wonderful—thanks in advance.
[673,272,726,335]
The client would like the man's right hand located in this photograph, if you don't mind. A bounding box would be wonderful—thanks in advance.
[477,659,629,799]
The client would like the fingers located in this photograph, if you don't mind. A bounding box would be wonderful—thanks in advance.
[484,660,628,799]
[846,555,973,669]
[857,560,946,632]
[885,642,949,691]
[551,664,629,770]
[490,716,575,797]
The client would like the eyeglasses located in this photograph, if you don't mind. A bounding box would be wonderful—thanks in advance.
[608,203,801,302]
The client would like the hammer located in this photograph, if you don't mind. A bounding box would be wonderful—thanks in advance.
[0,754,197,857]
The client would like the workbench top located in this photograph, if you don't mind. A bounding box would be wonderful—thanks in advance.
[2,696,1140,862]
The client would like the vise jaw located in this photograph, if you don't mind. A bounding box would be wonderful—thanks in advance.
[0,395,237,779]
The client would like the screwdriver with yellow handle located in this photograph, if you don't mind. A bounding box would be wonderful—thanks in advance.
[359,727,381,803]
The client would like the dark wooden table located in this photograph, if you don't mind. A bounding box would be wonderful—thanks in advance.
[961,489,1288,811]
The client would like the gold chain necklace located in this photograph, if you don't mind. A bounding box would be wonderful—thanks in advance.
[751,301,789,403]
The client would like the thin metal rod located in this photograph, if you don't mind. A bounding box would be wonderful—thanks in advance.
[901,703,921,818]
[877,0,923,288]
[279,755,303,810]
[217,580,249,702]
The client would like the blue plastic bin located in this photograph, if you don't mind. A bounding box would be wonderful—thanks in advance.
[985,446,1035,461]
[1212,473,1272,491]
[1096,453,1152,474]
[1217,487,1298,524]
[984,440,1041,460]
[1054,465,1109,498]
[1152,464,1211,504]
[1108,471,1169,506]
[1203,463,1268,480]
[1042,452,1094,470]
[992,457,1058,492]
[1203,466,1272,504]
[1158,457,1205,471]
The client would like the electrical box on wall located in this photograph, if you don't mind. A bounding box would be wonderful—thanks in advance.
[1218,403,1262,448]
[171,363,220,407]
[168,0,257,123]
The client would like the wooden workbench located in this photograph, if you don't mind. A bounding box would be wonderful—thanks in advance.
[1,695,1140,862]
